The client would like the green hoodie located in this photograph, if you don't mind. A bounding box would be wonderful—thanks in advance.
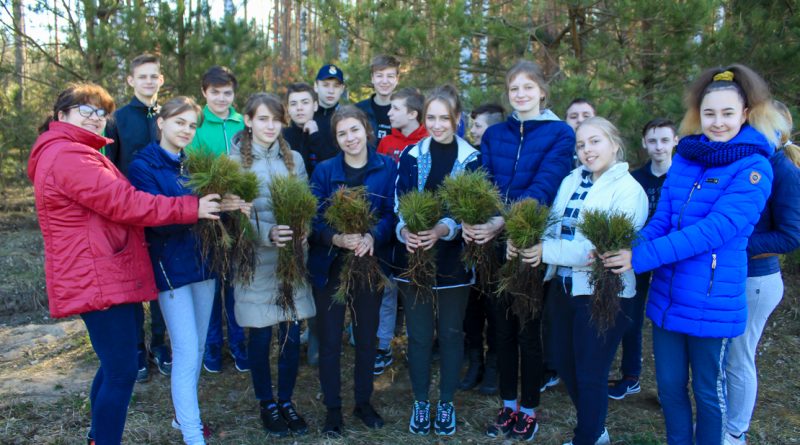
[188,105,245,157]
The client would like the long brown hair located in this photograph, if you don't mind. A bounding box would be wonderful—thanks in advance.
[423,84,462,131]
[679,64,787,147]
[237,93,295,172]
[39,83,116,134]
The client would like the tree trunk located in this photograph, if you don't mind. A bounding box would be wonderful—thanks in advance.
[13,0,26,108]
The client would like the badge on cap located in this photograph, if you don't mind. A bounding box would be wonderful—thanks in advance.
[750,171,761,185]
[329,66,337,75]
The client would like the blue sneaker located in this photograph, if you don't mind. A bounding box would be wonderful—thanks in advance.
[434,401,456,436]
[135,347,149,383]
[203,344,222,373]
[608,377,640,400]
[409,400,431,435]
[374,346,393,375]
[149,344,172,376]
[230,342,250,372]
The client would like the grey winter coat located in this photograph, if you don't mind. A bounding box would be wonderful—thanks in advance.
[230,139,316,328]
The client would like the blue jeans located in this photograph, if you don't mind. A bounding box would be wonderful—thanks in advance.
[159,279,216,445]
[653,324,729,445]
[376,281,398,350]
[82,303,140,445]
[616,271,650,377]
[249,322,301,402]
[547,278,634,445]
[205,279,245,348]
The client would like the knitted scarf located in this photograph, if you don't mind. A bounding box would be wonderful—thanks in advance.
[677,134,766,167]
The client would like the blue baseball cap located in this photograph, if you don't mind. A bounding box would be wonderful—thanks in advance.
[316,64,344,83]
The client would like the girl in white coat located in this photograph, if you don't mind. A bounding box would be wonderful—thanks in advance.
[509,117,648,445]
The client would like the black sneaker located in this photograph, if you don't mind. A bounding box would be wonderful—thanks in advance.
[608,377,641,400]
[486,407,516,438]
[135,347,149,383]
[278,401,308,435]
[374,346,394,375]
[259,402,289,437]
[353,402,384,429]
[149,344,172,376]
[434,401,456,436]
[408,400,431,435]
[510,412,539,441]
[540,370,560,392]
[322,407,343,437]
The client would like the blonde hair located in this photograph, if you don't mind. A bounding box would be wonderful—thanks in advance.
[774,100,800,168]
[679,64,788,147]
[237,93,295,172]
[577,117,626,162]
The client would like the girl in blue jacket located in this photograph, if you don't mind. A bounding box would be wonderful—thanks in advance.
[602,64,787,445]
[471,60,575,441]
[394,85,480,437]
[128,97,249,445]
[308,105,396,437]
[724,101,800,444]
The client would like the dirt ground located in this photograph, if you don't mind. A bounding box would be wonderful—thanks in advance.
[1,209,799,444]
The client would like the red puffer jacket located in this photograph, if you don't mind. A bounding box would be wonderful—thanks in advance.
[28,122,200,318]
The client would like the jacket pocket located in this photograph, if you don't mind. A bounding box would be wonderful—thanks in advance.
[706,252,717,296]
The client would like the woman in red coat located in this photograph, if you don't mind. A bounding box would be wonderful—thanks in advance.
[28,83,224,445]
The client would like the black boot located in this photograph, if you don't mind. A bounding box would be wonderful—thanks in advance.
[479,352,498,395]
[459,348,484,390]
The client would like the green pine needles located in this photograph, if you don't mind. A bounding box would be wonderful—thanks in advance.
[576,208,638,335]
[269,174,318,318]
[497,199,554,322]
[184,148,261,284]
[324,186,387,304]
[438,169,502,289]
[397,189,443,300]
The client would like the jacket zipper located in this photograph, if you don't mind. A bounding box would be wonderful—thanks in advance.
[677,181,701,229]
[665,174,704,325]
[661,264,676,328]
[506,120,525,202]
[223,121,230,155]
[707,253,717,296]
[159,259,176,298]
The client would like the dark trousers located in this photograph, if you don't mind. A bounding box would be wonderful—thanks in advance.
[546,278,634,445]
[463,285,496,355]
[616,271,650,377]
[314,263,381,408]
[400,283,470,403]
[206,279,245,347]
[494,291,544,409]
[134,300,167,349]
[249,322,301,403]
[82,303,140,444]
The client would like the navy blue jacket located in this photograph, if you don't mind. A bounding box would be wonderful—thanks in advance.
[312,105,341,168]
[393,136,480,288]
[128,142,212,291]
[747,149,800,276]
[480,110,574,205]
[105,97,159,177]
[633,125,773,338]
[308,150,397,288]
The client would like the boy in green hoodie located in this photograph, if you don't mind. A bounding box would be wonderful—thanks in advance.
[189,66,249,373]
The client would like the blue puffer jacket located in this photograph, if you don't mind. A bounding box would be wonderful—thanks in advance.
[480,110,574,205]
[308,150,397,288]
[128,142,212,291]
[632,125,773,338]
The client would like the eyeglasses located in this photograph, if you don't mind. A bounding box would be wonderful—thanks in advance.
[69,104,109,119]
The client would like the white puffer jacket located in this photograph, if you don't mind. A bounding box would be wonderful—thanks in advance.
[542,162,648,298]
[230,139,316,328]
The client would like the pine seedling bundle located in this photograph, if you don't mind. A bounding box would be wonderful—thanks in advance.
[184,148,260,283]
[497,199,553,322]
[324,186,387,304]
[438,169,502,289]
[229,171,260,284]
[576,208,637,335]
[269,174,318,318]
[397,189,444,301]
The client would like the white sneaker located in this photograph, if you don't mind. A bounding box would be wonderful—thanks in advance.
[595,428,610,445]
[724,432,747,445]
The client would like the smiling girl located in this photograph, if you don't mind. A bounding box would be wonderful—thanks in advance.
[228,93,315,438]
[394,85,480,437]
[128,96,249,445]
[512,117,647,444]
[308,105,396,437]
[601,64,785,444]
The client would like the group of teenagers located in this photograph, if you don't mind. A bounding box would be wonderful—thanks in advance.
[27,50,800,445]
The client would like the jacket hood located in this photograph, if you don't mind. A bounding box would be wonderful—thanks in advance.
[389,125,428,143]
[510,109,562,124]
[202,105,243,124]
[28,121,113,181]
[231,135,283,160]
[134,141,183,169]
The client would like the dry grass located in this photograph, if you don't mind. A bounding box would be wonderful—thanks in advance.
[1,204,800,444]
